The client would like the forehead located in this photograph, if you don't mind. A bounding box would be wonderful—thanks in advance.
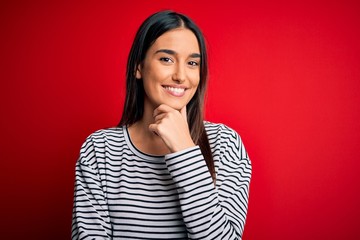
[150,28,200,54]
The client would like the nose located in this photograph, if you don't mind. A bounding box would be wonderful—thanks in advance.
[172,64,186,83]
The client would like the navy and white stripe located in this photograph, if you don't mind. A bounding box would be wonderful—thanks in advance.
[72,121,252,239]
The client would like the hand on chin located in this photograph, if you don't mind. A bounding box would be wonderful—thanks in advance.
[148,104,195,153]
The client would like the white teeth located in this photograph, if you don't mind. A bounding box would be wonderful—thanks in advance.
[164,86,185,93]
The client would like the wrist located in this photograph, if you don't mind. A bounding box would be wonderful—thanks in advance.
[170,141,196,153]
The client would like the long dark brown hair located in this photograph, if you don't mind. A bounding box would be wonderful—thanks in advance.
[118,10,215,181]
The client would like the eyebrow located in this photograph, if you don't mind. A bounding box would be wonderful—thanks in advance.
[155,49,201,58]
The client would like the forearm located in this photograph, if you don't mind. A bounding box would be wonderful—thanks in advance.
[165,147,247,239]
[72,161,112,240]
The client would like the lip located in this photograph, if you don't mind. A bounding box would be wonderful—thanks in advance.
[162,85,187,97]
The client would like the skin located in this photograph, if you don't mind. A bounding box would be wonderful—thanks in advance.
[128,27,201,155]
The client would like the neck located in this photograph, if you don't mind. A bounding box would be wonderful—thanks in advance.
[135,99,157,137]
[128,100,170,155]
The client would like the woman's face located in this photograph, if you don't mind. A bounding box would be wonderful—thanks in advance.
[136,28,201,111]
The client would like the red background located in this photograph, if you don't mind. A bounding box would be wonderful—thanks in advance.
[1,0,359,239]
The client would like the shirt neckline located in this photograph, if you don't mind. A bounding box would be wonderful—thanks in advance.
[122,125,165,161]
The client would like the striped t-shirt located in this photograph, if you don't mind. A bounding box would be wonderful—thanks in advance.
[72,121,252,239]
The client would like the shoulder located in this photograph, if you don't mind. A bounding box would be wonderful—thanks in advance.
[204,121,249,161]
[78,127,124,163]
[82,127,124,145]
[204,121,241,143]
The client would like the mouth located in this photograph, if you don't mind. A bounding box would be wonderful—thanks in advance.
[162,85,187,97]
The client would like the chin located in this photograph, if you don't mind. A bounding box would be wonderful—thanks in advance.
[163,100,187,111]
[168,104,185,111]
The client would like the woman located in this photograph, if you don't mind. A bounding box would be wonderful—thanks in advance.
[72,10,251,239]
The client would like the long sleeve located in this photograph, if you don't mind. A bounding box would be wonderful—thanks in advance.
[71,124,251,239]
[164,124,252,239]
[71,136,112,240]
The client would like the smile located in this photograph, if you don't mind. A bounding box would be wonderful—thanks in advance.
[163,86,186,97]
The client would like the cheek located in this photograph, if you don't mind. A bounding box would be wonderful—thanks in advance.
[192,78,200,90]
[189,75,201,99]
[189,72,200,87]
[189,82,200,98]
[195,78,200,88]
[143,65,169,85]
[142,70,160,90]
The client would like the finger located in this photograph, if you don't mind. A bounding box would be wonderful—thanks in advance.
[154,113,167,123]
[153,104,174,117]
[148,123,159,135]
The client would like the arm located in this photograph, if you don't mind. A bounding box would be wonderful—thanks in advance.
[150,105,251,238]
[71,136,112,240]
[164,125,252,239]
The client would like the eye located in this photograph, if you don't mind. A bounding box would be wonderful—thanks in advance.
[160,57,173,63]
[188,61,199,67]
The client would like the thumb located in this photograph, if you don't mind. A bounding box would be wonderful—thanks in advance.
[180,105,187,121]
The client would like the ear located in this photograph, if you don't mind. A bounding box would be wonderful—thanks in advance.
[135,64,142,79]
